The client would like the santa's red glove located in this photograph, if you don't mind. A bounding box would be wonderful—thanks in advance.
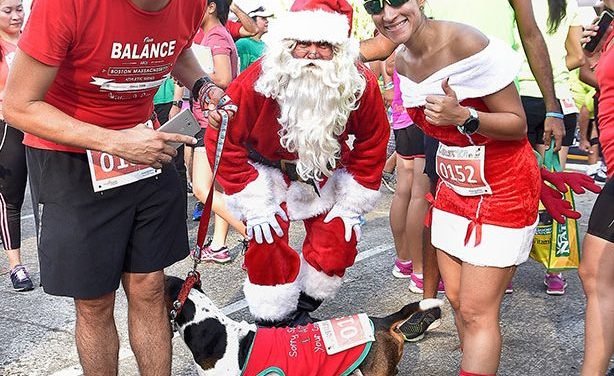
[540,182,581,224]
[540,168,601,194]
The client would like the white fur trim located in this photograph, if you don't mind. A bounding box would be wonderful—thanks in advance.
[243,279,301,321]
[333,169,381,216]
[225,163,287,221]
[400,38,522,107]
[299,257,343,300]
[268,9,349,45]
[286,179,336,221]
[419,298,444,311]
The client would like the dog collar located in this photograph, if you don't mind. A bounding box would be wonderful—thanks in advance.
[171,270,202,320]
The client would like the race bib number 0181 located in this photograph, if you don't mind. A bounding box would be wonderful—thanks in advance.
[315,313,374,355]
[86,150,160,192]
[436,144,492,196]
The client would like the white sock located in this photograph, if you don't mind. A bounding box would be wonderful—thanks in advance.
[413,273,424,279]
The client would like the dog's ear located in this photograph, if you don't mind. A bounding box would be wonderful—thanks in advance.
[164,275,185,302]
[183,318,228,371]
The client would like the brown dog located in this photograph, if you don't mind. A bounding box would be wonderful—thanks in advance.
[165,275,443,376]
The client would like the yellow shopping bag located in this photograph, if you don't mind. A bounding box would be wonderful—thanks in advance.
[530,149,581,271]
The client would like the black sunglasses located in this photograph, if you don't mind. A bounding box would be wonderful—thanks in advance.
[363,0,411,15]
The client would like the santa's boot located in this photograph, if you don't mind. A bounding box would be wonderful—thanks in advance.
[288,292,323,326]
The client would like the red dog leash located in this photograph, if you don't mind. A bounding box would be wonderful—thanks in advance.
[172,91,236,321]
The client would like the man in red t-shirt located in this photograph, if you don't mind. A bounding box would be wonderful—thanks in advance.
[3,0,227,374]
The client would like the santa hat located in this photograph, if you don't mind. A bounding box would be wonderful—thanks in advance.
[268,0,353,45]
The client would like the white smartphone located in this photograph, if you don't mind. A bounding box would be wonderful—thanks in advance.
[157,108,201,149]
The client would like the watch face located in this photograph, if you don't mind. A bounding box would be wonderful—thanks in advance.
[464,118,479,133]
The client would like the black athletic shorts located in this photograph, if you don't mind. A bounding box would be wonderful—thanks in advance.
[521,96,577,147]
[423,134,439,183]
[587,179,614,243]
[26,147,189,299]
[394,125,425,159]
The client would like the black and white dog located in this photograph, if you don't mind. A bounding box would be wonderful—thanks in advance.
[165,275,443,376]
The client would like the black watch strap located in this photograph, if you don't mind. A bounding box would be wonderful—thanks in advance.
[191,76,213,100]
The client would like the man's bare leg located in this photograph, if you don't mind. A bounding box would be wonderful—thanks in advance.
[74,292,119,376]
[122,271,171,376]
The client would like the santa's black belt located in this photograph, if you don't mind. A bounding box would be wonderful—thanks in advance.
[247,148,320,196]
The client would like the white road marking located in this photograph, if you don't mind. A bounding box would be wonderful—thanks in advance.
[50,243,393,376]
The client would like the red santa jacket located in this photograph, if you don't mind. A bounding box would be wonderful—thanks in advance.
[241,323,371,376]
[205,59,389,222]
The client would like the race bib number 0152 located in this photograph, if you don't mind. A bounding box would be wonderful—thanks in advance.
[436,144,492,196]
[86,150,160,192]
[315,313,374,355]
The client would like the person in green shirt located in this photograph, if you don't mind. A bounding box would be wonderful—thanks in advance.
[236,5,273,72]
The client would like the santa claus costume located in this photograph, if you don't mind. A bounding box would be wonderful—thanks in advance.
[206,0,389,325]
[400,38,541,267]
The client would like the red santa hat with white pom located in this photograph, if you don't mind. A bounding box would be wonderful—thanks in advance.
[268,0,354,45]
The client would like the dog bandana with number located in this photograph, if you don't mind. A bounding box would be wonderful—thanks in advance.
[241,322,372,376]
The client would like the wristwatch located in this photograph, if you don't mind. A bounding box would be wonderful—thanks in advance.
[172,100,183,108]
[457,107,480,135]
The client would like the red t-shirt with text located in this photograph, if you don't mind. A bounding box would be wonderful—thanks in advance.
[19,0,206,152]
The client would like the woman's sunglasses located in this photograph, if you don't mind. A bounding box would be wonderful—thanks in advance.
[363,0,411,15]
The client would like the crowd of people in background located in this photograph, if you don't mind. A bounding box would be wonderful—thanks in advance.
[1,0,614,375]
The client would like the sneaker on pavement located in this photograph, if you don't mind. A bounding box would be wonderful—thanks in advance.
[392,258,413,279]
[10,265,34,292]
[409,273,424,294]
[381,171,396,193]
[192,202,204,221]
[544,273,567,295]
[587,162,608,184]
[437,280,445,294]
[191,245,232,264]
[505,282,513,294]
[399,306,442,342]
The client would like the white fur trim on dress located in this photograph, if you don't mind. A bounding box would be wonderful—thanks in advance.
[243,279,301,321]
[400,38,522,108]
[267,9,350,45]
[333,169,381,216]
[286,179,336,221]
[431,208,538,268]
[299,257,343,300]
[225,163,287,222]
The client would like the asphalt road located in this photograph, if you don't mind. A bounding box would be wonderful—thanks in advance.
[0,176,610,376]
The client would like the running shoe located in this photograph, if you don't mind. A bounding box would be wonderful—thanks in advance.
[191,245,231,264]
[545,273,567,295]
[409,273,424,294]
[192,202,204,221]
[505,282,514,294]
[10,265,34,292]
[398,306,442,342]
[381,171,396,193]
[587,162,608,184]
[437,280,445,294]
[392,258,413,279]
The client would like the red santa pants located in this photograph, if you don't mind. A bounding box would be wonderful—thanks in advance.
[244,206,358,286]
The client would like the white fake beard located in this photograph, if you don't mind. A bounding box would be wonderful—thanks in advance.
[255,42,365,181]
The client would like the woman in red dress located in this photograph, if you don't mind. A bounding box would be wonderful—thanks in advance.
[367,1,540,375]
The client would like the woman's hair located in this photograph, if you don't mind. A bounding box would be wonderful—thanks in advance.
[547,0,567,34]
[208,0,230,25]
